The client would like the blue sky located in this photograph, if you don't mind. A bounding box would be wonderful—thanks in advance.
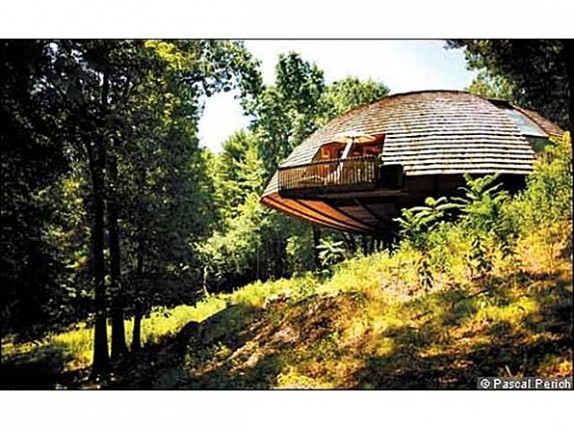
[197,40,478,152]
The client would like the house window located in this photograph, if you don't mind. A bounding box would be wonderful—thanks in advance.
[502,108,547,137]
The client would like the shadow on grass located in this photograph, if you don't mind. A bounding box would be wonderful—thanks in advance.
[177,352,283,389]
[108,303,284,389]
[353,335,571,389]
[108,268,570,389]
[350,269,572,389]
[5,268,569,390]
[0,342,74,389]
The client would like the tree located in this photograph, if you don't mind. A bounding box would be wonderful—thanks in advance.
[319,76,390,123]
[51,40,118,376]
[1,39,262,377]
[197,130,268,291]
[197,53,392,293]
[465,70,515,101]
[1,40,70,344]
[111,40,261,351]
[447,40,574,134]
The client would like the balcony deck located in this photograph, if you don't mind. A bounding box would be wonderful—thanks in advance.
[262,91,559,235]
[278,156,403,199]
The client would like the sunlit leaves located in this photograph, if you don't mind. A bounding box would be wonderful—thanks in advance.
[2,39,263,341]
[395,196,456,252]
[317,239,346,270]
[452,173,509,233]
[144,40,197,72]
[466,70,515,101]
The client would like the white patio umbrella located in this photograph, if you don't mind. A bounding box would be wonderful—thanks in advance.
[330,130,377,160]
[325,130,378,183]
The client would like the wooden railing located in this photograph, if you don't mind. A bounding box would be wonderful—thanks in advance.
[278,156,379,195]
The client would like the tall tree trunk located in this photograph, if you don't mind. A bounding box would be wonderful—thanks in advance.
[87,140,110,379]
[109,150,128,359]
[202,265,210,297]
[132,170,146,352]
[132,240,144,352]
[312,225,321,269]
[89,68,111,379]
[274,236,288,278]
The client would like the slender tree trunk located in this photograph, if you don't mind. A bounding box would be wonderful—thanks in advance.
[132,242,144,352]
[274,236,288,278]
[89,68,112,380]
[312,225,321,269]
[87,140,110,379]
[132,170,146,352]
[132,305,142,352]
[202,265,210,297]
[109,150,128,359]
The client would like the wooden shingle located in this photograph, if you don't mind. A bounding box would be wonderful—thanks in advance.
[260,90,565,234]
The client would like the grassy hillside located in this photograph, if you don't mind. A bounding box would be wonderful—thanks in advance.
[2,223,571,389]
[105,231,571,389]
[2,135,572,389]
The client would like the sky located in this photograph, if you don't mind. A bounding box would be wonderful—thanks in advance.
[197,40,478,153]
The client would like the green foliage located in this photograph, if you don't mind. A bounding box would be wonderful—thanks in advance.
[317,239,346,272]
[507,133,573,231]
[424,222,469,278]
[212,130,266,218]
[4,108,572,386]
[197,53,391,294]
[285,229,315,276]
[318,77,390,124]
[5,38,571,387]
[450,173,513,279]
[503,133,573,268]
[248,52,326,177]
[6,223,570,388]
[395,196,456,252]
[1,40,75,336]
[395,196,457,291]
[466,70,516,101]
[393,133,572,286]
[447,40,572,131]
[452,173,509,232]
[0,39,262,358]
[196,193,266,291]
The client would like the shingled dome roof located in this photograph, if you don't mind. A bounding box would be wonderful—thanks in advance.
[260,90,564,235]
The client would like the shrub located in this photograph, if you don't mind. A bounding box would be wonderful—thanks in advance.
[395,197,457,291]
[505,133,572,242]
